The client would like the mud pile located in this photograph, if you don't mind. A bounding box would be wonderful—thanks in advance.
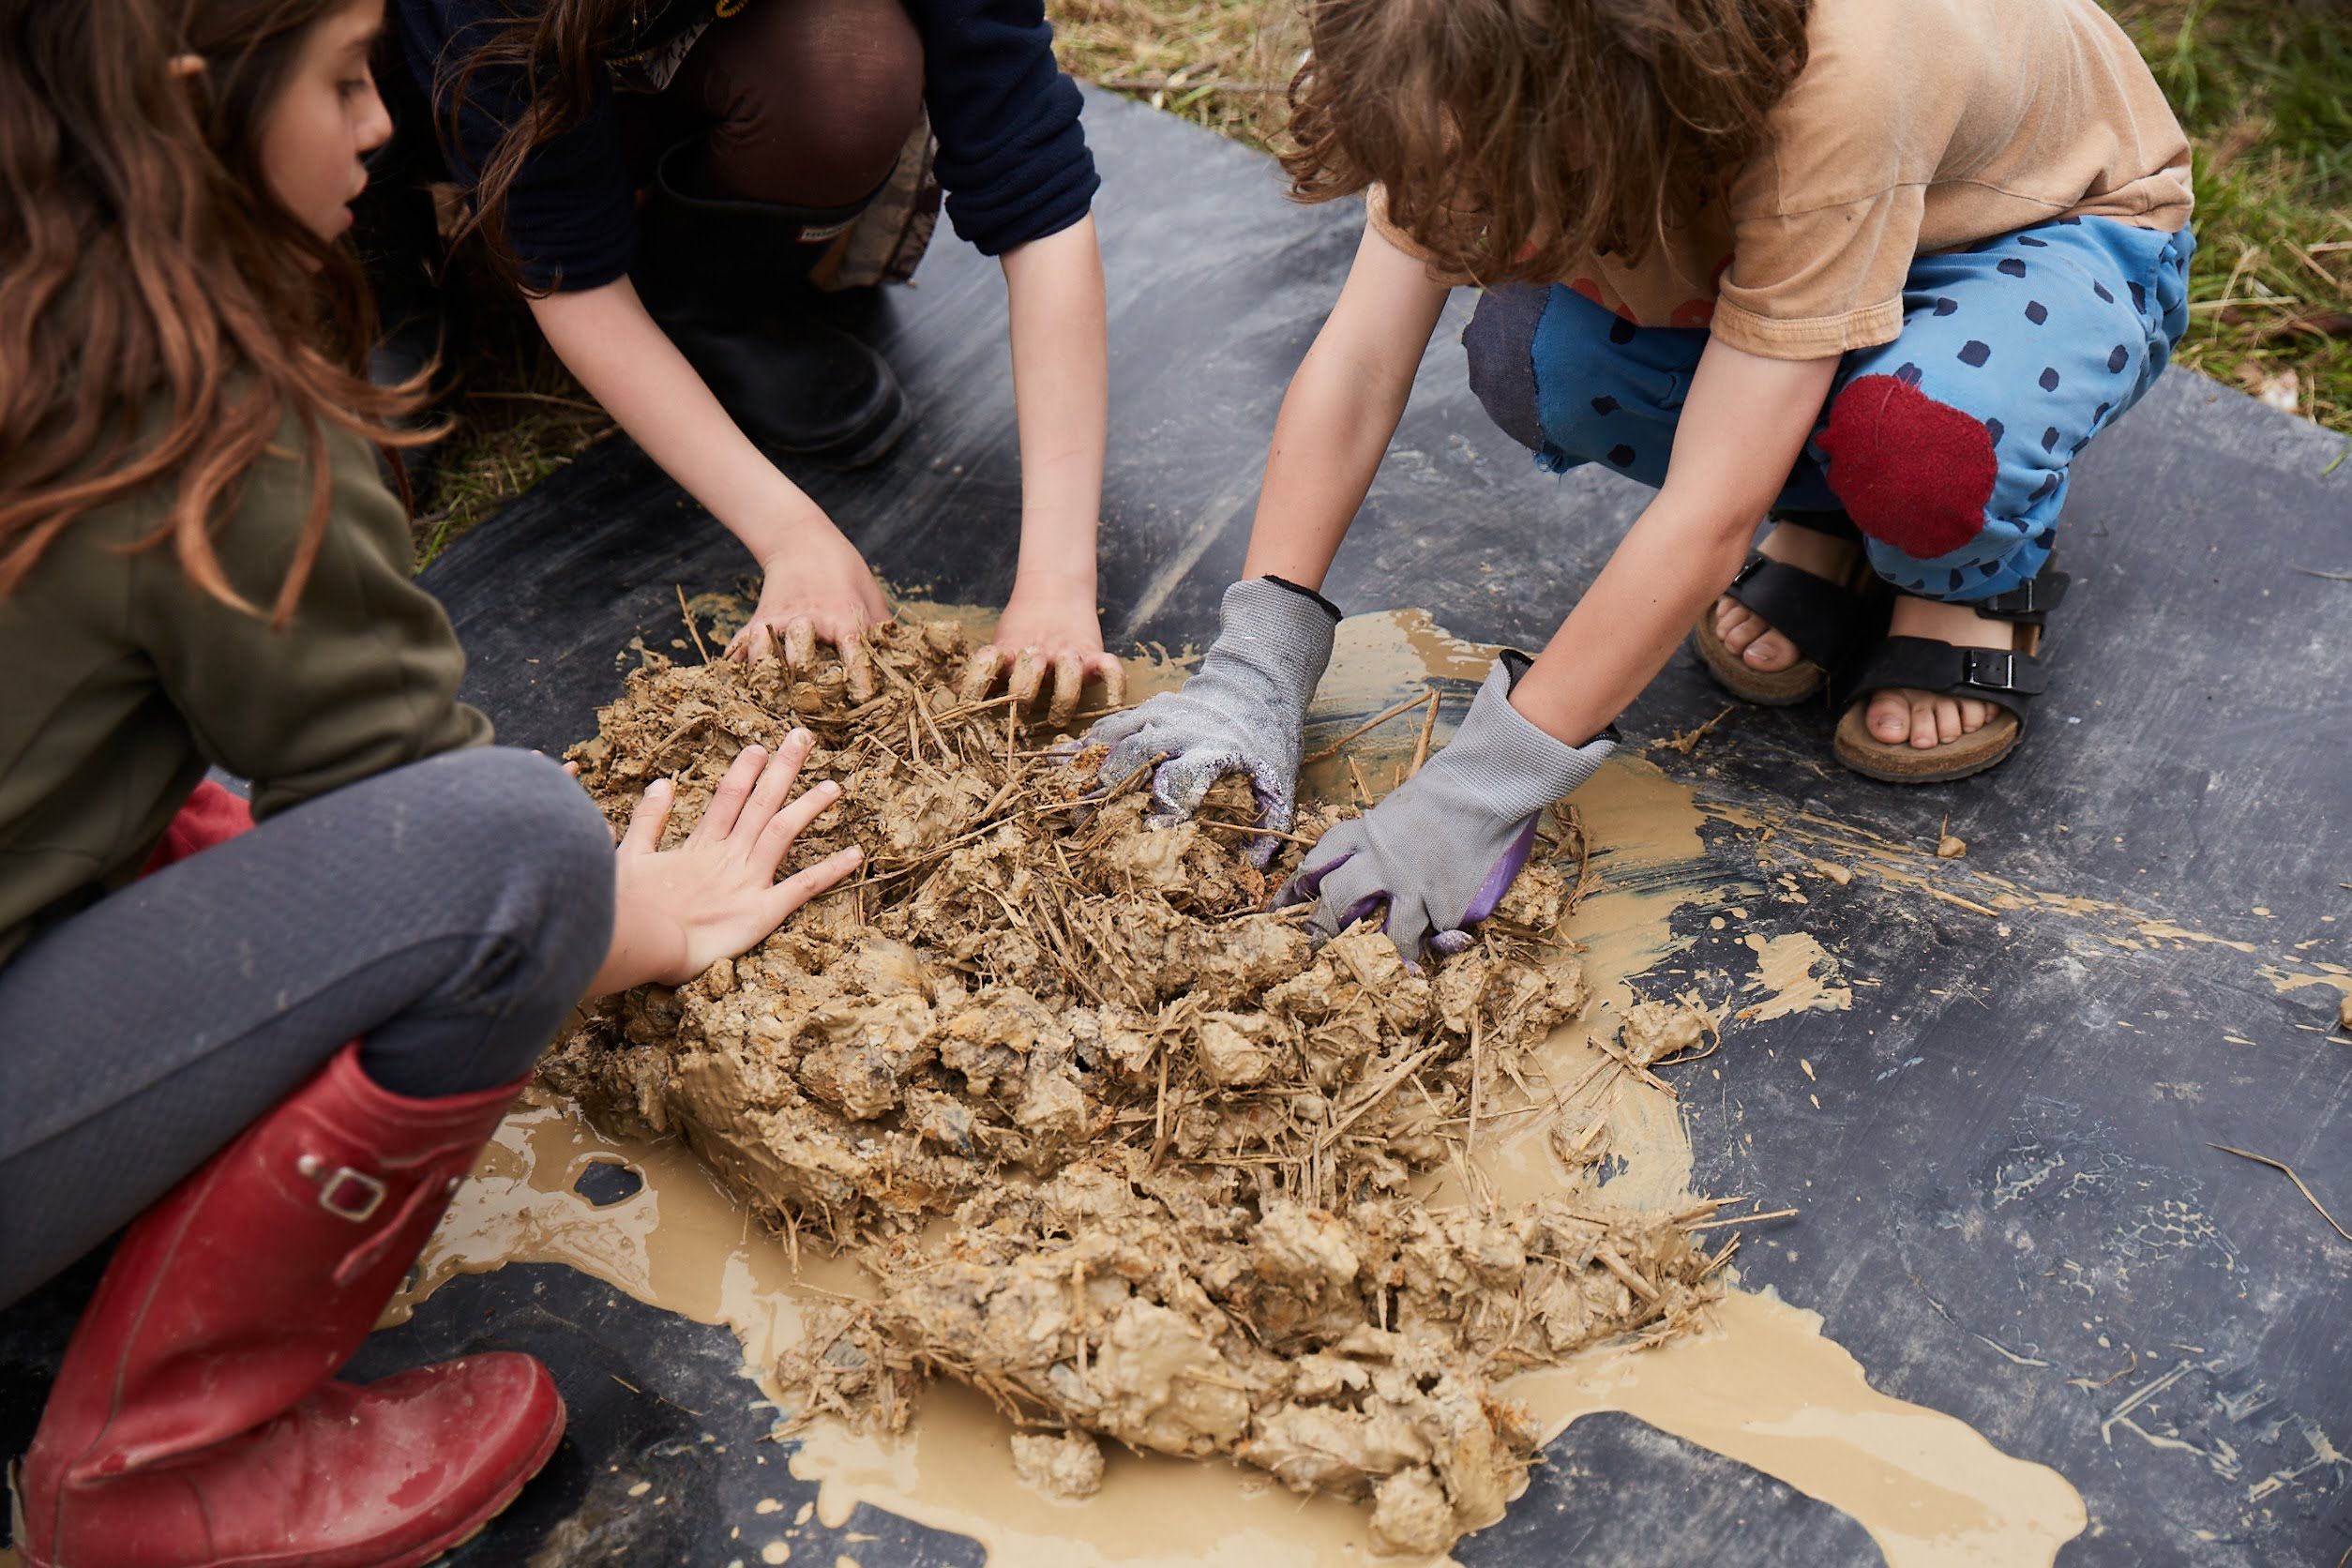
[550,621,1724,1556]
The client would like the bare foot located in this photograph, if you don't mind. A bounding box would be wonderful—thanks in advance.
[1865,596,2013,749]
[1712,522,1861,672]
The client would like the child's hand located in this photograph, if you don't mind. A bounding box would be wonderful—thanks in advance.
[588,732,862,996]
[958,580,1127,726]
[727,528,892,701]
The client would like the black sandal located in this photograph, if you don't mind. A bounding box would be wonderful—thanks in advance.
[1691,513,1889,705]
[1831,558,2070,783]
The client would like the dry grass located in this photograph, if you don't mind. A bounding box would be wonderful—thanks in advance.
[406,262,611,569]
[1050,0,1304,147]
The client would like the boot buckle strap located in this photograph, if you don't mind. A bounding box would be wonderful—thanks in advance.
[297,1153,387,1223]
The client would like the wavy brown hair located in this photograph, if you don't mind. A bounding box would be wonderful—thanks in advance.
[1285,0,1812,283]
[0,0,424,624]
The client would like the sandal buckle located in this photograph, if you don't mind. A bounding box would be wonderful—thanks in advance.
[1965,648,2019,692]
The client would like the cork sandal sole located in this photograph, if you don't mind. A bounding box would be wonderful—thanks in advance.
[1691,545,1887,707]
[1691,613,1827,705]
[1832,624,2041,784]
[1832,702,2023,782]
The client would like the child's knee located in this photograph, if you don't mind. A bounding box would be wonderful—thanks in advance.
[1466,284,1696,486]
[1817,373,2001,562]
[702,0,926,207]
[416,748,615,980]
[1463,286,1549,453]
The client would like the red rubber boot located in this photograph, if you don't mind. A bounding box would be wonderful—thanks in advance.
[10,1045,565,1567]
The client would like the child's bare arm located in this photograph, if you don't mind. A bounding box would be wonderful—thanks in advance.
[528,279,890,673]
[1509,339,1841,746]
[962,216,1125,722]
[1240,223,1455,588]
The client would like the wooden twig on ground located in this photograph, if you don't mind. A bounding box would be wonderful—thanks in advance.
[1193,817,1316,847]
[1658,704,1736,756]
[1683,1208,1798,1232]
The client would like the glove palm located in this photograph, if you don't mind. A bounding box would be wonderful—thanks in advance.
[1082,578,1338,866]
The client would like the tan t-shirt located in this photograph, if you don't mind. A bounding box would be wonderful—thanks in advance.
[1371,0,2192,360]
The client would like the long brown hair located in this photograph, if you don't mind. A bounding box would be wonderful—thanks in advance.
[0,0,422,624]
[1284,0,1812,284]
[435,0,637,291]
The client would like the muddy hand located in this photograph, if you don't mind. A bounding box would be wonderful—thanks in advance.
[958,643,1127,727]
[731,612,879,703]
[729,535,890,701]
[1077,577,1336,867]
[1279,657,1616,963]
[960,586,1128,728]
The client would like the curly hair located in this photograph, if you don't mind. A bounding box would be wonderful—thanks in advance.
[1284,0,1812,284]
[0,0,425,623]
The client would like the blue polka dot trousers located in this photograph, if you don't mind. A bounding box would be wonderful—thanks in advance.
[1461,217,2194,601]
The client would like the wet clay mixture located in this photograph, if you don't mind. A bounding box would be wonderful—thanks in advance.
[552,622,1727,1557]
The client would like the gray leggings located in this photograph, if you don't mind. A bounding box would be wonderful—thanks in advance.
[0,747,614,1309]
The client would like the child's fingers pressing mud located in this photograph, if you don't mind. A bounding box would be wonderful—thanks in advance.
[957,644,1005,702]
[724,617,770,664]
[752,776,842,880]
[617,776,675,852]
[739,730,816,829]
[1088,654,1128,712]
[694,743,772,841]
[783,615,820,674]
[840,629,876,702]
[767,844,864,923]
[1007,647,1048,709]
[1045,652,1088,727]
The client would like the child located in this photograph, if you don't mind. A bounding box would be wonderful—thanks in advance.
[0,2,857,1559]
[1087,0,2193,962]
[390,0,1124,718]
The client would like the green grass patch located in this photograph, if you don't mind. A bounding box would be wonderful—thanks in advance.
[2110,1,2352,432]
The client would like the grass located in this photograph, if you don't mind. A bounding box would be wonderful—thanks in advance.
[410,0,2350,557]
[1049,0,1303,147]
[2106,1,2352,432]
[404,262,612,569]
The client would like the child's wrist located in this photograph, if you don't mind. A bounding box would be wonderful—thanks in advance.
[1008,563,1098,604]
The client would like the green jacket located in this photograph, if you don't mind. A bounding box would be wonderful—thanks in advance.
[0,415,490,968]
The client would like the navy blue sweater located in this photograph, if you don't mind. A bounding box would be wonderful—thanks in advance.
[392,0,1099,291]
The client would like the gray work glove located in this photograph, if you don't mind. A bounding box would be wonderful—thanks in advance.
[1082,576,1338,866]
[1280,654,1617,964]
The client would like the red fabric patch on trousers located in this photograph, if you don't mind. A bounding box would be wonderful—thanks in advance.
[1817,375,1998,560]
